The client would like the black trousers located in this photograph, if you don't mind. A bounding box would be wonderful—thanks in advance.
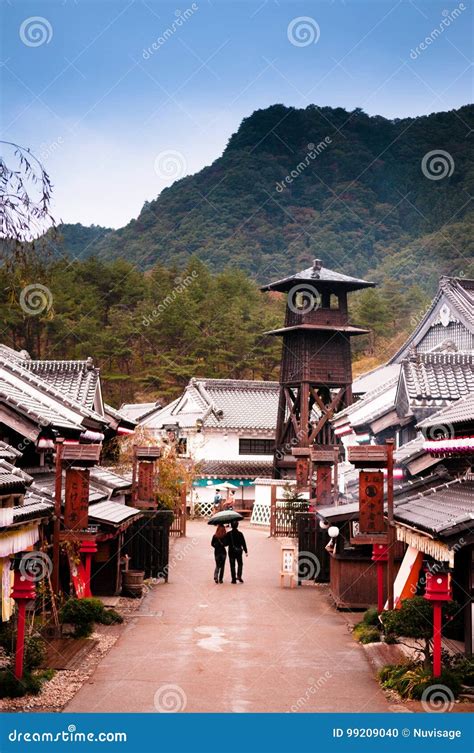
[214,552,226,582]
[229,550,243,581]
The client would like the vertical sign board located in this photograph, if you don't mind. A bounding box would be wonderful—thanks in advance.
[316,466,332,506]
[359,471,384,533]
[295,458,309,489]
[64,468,90,530]
[138,461,155,502]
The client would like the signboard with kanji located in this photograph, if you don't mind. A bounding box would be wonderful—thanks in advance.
[316,465,332,505]
[295,458,309,488]
[64,468,90,531]
[138,461,155,502]
[359,471,384,533]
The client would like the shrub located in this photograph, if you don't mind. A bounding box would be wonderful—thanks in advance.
[442,654,474,686]
[24,635,46,670]
[353,624,381,644]
[0,667,43,699]
[97,608,123,626]
[381,596,460,669]
[362,607,380,627]
[59,597,123,637]
[379,662,462,699]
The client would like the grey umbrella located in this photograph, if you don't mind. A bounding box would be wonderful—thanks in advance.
[207,510,243,525]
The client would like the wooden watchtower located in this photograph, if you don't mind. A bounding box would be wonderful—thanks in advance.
[261,259,374,499]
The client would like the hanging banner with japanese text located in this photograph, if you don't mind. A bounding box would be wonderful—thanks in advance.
[358,471,384,533]
[64,468,90,531]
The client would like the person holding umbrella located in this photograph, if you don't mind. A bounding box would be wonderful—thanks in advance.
[208,510,244,584]
[226,520,248,584]
[211,524,227,584]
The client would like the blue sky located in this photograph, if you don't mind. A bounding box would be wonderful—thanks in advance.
[1,0,472,228]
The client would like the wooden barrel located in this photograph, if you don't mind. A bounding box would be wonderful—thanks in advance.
[122,569,145,598]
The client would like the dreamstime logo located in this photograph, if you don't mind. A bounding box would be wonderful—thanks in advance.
[20,17,53,47]
[298,551,321,580]
[154,684,187,712]
[421,150,454,180]
[287,16,320,47]
[157,537,198,579]
[19,284,53,316]
[275,138,332,192]
[142,270,198,327]
[142,4,199,59]
[154,150,187,182]
[409,4,466,60]
[421,684,455,712]
[19,551,53,583]
[287,284,319,315]
[289,671,332,712]
[422,422,455,441]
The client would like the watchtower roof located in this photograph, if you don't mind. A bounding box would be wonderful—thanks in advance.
[261,259,375,293]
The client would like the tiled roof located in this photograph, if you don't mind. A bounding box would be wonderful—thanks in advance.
[0,352,106,431]
[261,260,374,292]
[441,277,474,329]
[14,492,54,522]
[0,472,27,494]
[104,403,136,428]
[198,459,273,479]
[23,359,99,409]
[0,460,33,485]
[0,441,22,460]
[333,373,400,427]
[0,374,84,432]
[31,473,108,504]
[394,434,426,465]
[394,477,474,538]
[401,353,474,405]
[88,500,141,526]
[120,402,160,422]
[390,277,474,363]
[89,466,132,491]
[417,394,474,430]
[142,378,279,431]
[352,364,401,396]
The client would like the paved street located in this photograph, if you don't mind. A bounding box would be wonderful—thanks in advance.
[66,521,391,713]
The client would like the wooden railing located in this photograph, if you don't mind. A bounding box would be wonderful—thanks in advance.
[269,485,308,538]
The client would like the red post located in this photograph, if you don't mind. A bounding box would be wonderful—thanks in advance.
[433,603,442,678]
[377,563,384,613]
[372,544,388,613]
[80,539,98,598]
[11,568,36,679]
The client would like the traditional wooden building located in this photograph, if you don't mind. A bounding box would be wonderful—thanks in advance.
[0,346,140,598]
[261,259,373,495]
[0,455,53,621]
[122,378,278,514]
[333,276,474,451]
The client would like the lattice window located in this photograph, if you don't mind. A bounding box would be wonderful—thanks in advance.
[239,438,275,455]
[250,501,271,526]
[194,500,214,518]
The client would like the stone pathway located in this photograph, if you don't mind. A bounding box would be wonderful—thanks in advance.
[65,521,391,713]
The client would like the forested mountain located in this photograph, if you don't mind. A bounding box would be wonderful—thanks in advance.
[56,104,474,290]
[2,104,472,406]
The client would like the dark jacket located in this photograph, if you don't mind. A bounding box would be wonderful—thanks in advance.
[225,529,247,555]
[211,535,227,558]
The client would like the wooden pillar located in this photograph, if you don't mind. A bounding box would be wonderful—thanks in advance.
[270,485,277,537]
[386,439,395,610]
[52,439,64,595]
[180,484,187,537]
